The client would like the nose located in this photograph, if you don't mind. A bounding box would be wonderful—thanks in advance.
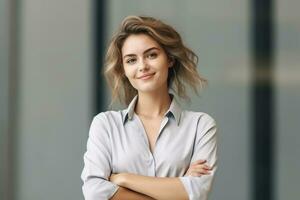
[138,59,149,71]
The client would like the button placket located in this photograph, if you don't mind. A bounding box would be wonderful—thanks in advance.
[133,113,171,177]
[133,113,155,176]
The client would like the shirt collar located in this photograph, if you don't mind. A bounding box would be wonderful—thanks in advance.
[122,93,182,126]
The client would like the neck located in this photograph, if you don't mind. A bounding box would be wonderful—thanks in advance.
[135,90,171,118]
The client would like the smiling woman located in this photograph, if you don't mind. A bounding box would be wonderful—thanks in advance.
[81,15,218,200]
[104,16,207,106]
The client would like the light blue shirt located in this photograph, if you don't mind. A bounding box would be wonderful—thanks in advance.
[81,94,218,200]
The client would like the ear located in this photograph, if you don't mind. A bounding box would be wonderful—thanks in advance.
[168,58,174,68]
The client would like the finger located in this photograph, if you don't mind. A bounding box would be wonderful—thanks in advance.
[193,165,211,171]
[191,167,211,174]
[201,171,211,175]
[187,168,211,176]
[191,159,206,165]
[191,172,202,177]
[202,165,212,170]
[193,171,211,176]
[196,169,210,175]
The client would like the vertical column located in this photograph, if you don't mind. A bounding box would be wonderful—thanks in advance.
[251,0,275,200]
[93,0,107,113]
[0,0,20,199]
[0,0,9,199]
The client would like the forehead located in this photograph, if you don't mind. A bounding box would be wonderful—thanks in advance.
[121,34,161,55]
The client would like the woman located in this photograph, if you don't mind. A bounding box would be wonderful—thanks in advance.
[81,15,218,200]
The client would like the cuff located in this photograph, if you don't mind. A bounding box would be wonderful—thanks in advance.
[179,176,209,200]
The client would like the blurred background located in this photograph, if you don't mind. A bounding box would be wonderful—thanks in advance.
[1,0,299,199]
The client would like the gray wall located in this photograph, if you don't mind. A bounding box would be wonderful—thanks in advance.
[275,0,300,199]
[15,0,92,199]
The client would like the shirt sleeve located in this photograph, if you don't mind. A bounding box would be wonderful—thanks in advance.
[179,114,218,200]
[81,113,119,200]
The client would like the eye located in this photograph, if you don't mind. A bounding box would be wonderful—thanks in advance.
[126,58,137,64]
[147,52,158,59]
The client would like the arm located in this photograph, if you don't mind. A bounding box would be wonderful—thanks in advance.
[110,159,212,200]
[179,115,218,200]
[110,187,155,200]
[109,115,218,200]
[82,114,154,200]
[81,114,119,200]
[110,173,189,200]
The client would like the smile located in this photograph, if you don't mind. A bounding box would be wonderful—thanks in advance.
[138,73,155,80]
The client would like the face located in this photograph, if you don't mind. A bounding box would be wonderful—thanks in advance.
[121,34,173,94]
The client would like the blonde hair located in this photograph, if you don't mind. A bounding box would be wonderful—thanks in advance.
[104,15,207,106]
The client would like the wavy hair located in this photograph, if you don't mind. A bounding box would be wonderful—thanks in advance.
[104,15,207,106]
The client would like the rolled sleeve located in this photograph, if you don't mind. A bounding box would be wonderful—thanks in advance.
[81,114,119,200]
[179,114,218,200]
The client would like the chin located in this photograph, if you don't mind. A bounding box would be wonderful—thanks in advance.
[136,84,167,94]
[131,79,168,94]
[136,87,158,93]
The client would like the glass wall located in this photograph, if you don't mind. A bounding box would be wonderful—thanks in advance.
[14,0,92,199]
[3,0,299,199]
[275,1,300,199]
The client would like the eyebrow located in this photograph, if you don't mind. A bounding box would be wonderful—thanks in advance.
[123,47,160,59]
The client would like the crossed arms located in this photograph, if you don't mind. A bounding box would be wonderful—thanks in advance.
[109,159,213,200]
[81,115,218,200]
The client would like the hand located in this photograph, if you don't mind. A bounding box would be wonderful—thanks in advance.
[109,173,127,186]
[184,159,212,177]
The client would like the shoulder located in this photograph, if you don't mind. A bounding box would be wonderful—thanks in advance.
[182,110,216,125]
[92,110,125,128]
[88,110,124,139]
[93,110,122,120]
[181,110,217,133]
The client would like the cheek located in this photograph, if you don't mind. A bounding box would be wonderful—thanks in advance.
[123,66,134,78]
[124,69,137,87]
[161,63,171,77]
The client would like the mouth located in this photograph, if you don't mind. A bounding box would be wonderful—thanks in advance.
[138,73,155,80]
